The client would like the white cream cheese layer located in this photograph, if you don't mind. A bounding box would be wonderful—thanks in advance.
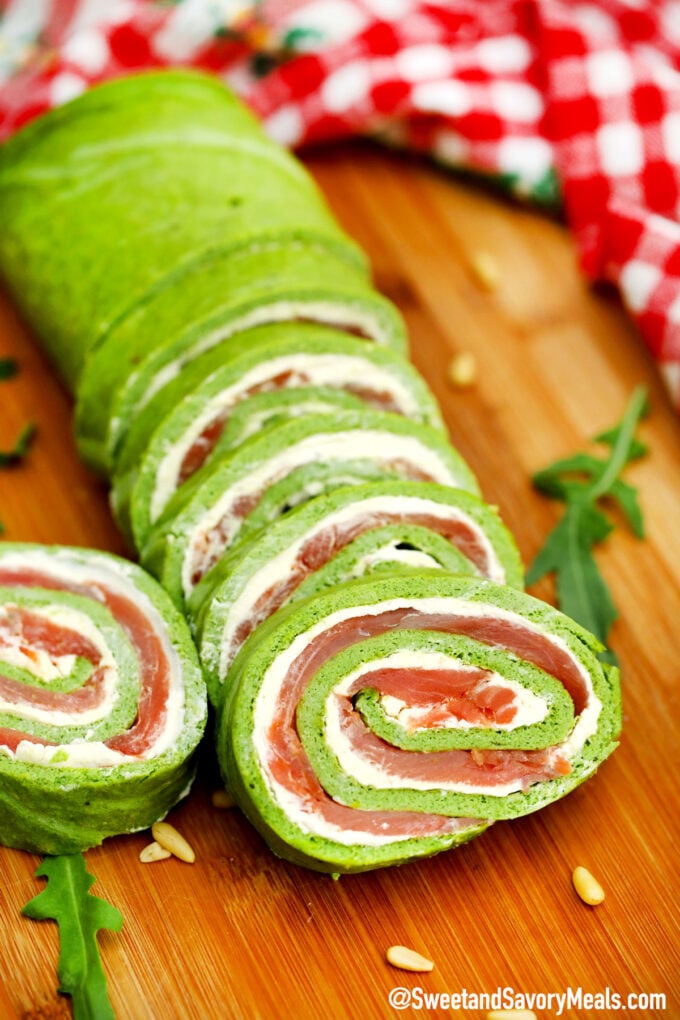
[251,596,601,843]
[215,495,505,678]
[150,352,424,522]
[351,544,442,575]
[183,432,463,597]
[0,549,187,767]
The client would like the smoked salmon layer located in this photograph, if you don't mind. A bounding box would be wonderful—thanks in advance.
[218,574,620,873]
[141,410,480,609]
[189,480,524,708]
[76,236,406,477]
[0,544,207,855]
[0,70,369,394]
[110,324,445,548]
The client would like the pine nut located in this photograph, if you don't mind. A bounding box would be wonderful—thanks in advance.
[152,821,196,863]
[139,841,171,864]
[487,1011,537,1020]
[211,788,235,809]
[470,251,500,291]
[572,865,605,905]
[386,945,434,972]
[448,351,477,388]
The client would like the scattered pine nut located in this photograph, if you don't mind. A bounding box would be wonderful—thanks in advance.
[139,841,171,864]
[448,351,477,389]
[211,788,235,809]
[572,865,605,905]
[386,945,434,972]
[487,1011,537,1020]
[152,820,196,863]
[470,250,500,291]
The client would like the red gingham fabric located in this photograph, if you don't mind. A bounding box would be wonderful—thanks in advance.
[1,0,679,410]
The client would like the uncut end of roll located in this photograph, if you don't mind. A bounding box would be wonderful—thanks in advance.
[0,543,207,855]
[217,573,621,873]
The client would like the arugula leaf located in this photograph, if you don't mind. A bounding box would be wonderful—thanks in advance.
[526,387,648,655]
[0,421,36,466]
[22,854,123,1020]
[0,357,18,380]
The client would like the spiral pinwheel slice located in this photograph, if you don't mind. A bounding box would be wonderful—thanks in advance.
[113,325,446,547]
[0,544,207,855]
[190,480,523,706]
[141,411,480,607]
[218,573,620,873]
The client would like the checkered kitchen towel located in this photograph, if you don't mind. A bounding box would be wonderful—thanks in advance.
[1,0,679,409]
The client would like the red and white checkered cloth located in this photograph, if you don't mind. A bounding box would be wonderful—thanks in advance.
[1,0,679,408]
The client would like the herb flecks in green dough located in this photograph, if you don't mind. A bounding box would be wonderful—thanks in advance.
[22,854,123,1020]
[526,387,648,657]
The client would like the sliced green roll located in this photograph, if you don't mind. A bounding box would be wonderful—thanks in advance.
[76,240,406,475]
[218,573,620,873]
[0,70,365,386]
[0,543,207,855]
[189,480,524,706]
[112,326,446,547]
[141,410,480,607]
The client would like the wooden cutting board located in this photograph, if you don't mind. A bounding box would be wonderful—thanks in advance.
[0,141,678,1020]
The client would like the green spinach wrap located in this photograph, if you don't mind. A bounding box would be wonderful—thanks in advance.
[218,573,620,873]
[141,409,480,606]
[111,324,445,547]
[0,70,365,387]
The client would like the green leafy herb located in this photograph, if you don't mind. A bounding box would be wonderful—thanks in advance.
[0,357,18,380]
[0,421,36,466]
[525,386,648,657]
[22,853,123,1020]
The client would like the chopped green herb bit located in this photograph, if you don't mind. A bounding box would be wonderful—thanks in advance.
[0,421,36,466]
[0,358,18,380]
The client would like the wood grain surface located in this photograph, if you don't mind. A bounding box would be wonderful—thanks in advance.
[0,141,678,1020]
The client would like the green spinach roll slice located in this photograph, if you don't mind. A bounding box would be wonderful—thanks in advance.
[112,326,445,547]
[218,574,620,873]
[76,237,405,476]
[0,543,207,855]
[141,410,479,607]
[189,480,523,707]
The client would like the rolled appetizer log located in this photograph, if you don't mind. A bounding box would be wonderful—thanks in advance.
[0,544,207,855]
[141,410,480,606]
[218,573,621,873]
[0,70,365,385]
[189,480,524,706]
[76,239,406,475]
[112,325,446,546]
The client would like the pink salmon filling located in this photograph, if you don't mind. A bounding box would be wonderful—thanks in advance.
[0,568,171,758]
[262,608,585,839]
[178,367,407,484]
[228,506,495,666]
